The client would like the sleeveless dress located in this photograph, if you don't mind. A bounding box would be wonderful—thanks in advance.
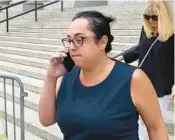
[56,61,139,140]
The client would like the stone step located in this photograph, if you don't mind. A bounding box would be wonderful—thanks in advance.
[0,35,139,45]
[0,38,137,52]
[0,37,63,47]
[0,53,48,69]
[0,29,141,36]
[0,51,136,81]
[112,30,141,37]
[0,48,124,94]
[1,2,169,24]
[5,7,175,24]
[0,83,38,113]
[0,73,43,115]
[0,42,136,63]
[8,3,173,21]
[114,36,139,43]
[0,47,132,95]
[7,16,142,24]
[0,4,173,23]
[4,5,144,15]
[0,46,52,59]
[7,21,142,30]
[112,42,137,51]
[107,49,129,58]
[1,28,141,36]
[7,22,142,30]
[0,94,63,140]
[0,69,43,90]
[0,121,45,140]
[2,7,145,20]
[0,7,146,18]
[0,69,41,95]
[5,16,142,26]
[0,14,143,26]
[2,16,143,30]
[0,61,45,82]
[0,60,46,80]
[0,49,129,71]
[0,82,39,115]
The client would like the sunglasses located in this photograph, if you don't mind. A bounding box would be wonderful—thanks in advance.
[144,14,158,21]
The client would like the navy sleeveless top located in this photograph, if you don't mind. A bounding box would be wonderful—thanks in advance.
[56,61,139,140]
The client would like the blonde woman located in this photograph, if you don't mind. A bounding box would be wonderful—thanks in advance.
[116,0,174,139]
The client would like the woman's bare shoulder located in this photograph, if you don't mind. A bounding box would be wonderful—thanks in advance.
[130,69,157,108]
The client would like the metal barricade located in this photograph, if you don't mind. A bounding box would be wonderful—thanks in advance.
[0,75,27,140]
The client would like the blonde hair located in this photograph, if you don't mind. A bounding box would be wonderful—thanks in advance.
[143,0,174,42]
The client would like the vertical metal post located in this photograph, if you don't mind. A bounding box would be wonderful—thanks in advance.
[6,8,9,32]
[35,0,37,21]
[19,79,26,140]
[3,78,8,137]
[61,0,63,12]
[12,79,16,140]
[20,91,25,140]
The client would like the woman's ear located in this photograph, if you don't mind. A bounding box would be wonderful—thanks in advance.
[99,35,108,51]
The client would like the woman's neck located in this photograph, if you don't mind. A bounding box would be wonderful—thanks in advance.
[79,56,115,86]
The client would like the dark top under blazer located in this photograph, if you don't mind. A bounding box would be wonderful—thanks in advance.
[124,27,174,97]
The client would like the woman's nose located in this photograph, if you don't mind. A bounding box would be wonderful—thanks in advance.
[149,18,153,22]
[69,41,76,51]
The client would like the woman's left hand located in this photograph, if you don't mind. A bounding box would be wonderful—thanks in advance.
[169,84,175,101]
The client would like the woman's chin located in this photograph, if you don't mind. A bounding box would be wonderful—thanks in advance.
[73,59,88,69]
[74,62,83,68]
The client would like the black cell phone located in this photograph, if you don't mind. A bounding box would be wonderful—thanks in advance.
[62,52,75,72]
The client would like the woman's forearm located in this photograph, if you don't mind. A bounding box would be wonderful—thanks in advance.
[148,126,169,140]
[39,76,57,126]
[123,45,139,63]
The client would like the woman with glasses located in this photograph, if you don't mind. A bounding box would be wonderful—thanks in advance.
[116,1,174,139]
[39,11,168,140]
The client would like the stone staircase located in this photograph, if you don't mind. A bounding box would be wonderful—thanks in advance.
[0,1,174,140]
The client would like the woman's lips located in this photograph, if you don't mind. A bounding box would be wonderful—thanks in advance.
[72,55,81,57]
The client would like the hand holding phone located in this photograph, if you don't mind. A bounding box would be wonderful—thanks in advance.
[62,52,75,72]
[47,49,67,78]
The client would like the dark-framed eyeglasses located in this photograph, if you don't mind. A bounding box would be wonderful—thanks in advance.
[143,14,158,21]
[62,35,95,49]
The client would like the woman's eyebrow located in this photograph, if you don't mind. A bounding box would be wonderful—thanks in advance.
[66,33,85,38]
